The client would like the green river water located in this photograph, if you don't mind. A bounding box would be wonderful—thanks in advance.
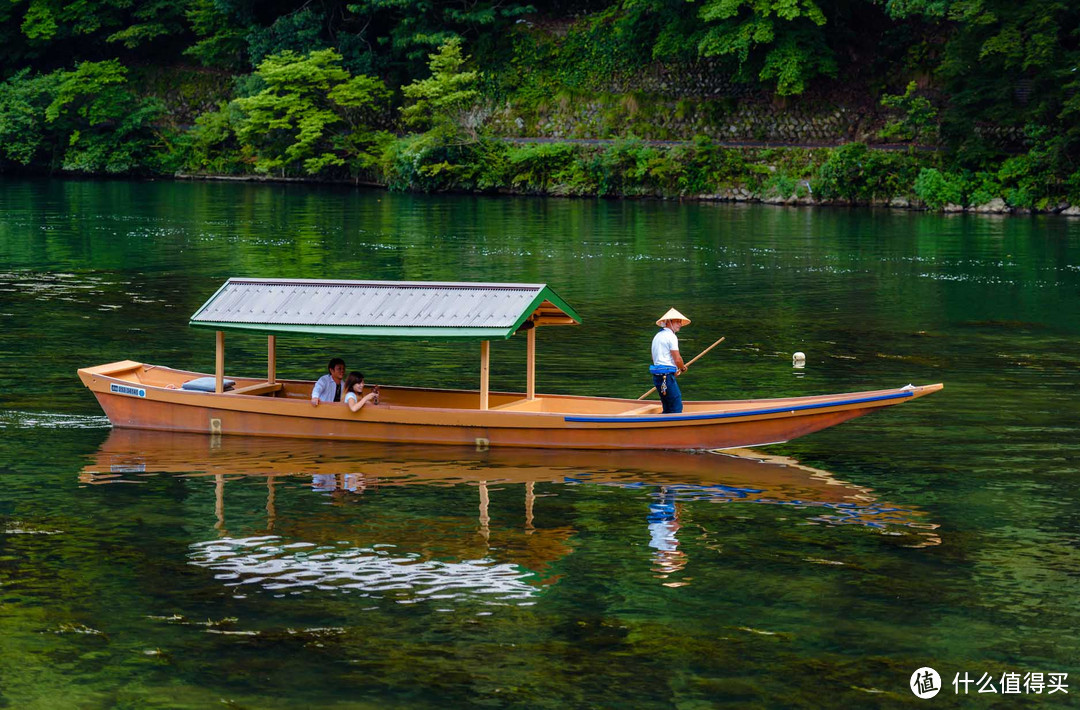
[1,177,1079,708]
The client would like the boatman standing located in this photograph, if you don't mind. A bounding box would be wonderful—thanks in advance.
[650,308,690,414]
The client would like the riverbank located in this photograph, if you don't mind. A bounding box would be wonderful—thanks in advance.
[3,48,1076,217]
[173,168,1080,217]
[172,136,1080,217]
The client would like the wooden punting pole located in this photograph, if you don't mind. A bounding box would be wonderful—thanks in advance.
[527,326,536,400]
[480,340,490,410]
[215,331,225,393]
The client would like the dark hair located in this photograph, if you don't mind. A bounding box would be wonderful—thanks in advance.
[343,371,365,394]
[328,357,345,372]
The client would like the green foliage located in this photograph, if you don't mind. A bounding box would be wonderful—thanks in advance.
[246,9,329,69]
[1066,171,1080,204]
[893,0,1080,166]
[45,59,128,124]
[104,0,184,49]
[10,0,185,48]
[381,137,891,200]
[31,59,165,173]
[695,0,836,95]
[20,0,58,40]
[913,167,961,208]
[0,0,1074,206]
[879,81,938,143]
[962,171,1002,206]
[994,126,1069,209]
[380,133,508,192]
[230,49,391,177]
[184,0,248,69]
[815,142,925,202]
[401,39,481,137]
[506,142,578,192]
[763,172,810,199]
[0,69,60,166]
[182,102,247,174]
[345,0,534,70]
[693,138,751,185]
[595,138,660,195]
[556,7,655,89]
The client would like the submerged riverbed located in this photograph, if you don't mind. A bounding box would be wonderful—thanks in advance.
[2,177,1079,708]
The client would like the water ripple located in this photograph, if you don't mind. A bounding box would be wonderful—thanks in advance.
[188,536,542,603]
[0,410,111,429]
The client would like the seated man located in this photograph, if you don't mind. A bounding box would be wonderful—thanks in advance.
[310,358,346,407]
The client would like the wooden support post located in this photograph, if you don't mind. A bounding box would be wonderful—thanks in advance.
[480,340,490,410]
[267,335,276,384]
[526,326,536,400]
[215,331,225,394]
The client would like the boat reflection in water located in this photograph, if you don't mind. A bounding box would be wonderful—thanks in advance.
[81,430,940,599]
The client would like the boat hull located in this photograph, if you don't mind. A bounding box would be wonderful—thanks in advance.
[79,361,943,451]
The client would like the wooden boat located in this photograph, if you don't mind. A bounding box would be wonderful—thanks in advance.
[77,278,942,451]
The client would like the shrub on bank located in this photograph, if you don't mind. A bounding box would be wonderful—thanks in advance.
[815,143,926,203]
[913,168,962,209]
[380,134,508,192]
[506,142,579,192]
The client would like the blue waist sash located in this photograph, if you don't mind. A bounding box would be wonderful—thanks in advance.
[649,365,677,375]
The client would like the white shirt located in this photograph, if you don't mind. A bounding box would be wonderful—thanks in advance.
[312,373,343,402]
[651,327,679,367]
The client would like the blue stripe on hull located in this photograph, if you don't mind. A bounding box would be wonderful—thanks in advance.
[564,390,913,424]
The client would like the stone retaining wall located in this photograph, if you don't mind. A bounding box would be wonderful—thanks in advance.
[489,91,872,144]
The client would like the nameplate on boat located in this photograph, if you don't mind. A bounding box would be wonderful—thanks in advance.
[110,383,146,398]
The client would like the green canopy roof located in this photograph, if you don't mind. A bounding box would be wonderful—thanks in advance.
[189,278,582,340]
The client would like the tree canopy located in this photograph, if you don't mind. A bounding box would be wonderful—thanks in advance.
[0,0,1077,198]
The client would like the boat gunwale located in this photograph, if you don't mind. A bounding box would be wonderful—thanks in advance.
[565,390,915,423]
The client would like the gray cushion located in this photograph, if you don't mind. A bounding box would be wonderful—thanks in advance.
[182,376,235,392]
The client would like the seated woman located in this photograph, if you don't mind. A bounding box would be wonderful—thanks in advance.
[343,371,378,412]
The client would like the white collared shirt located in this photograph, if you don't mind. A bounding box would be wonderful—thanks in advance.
[651,327,679,367]
[312,373,343,402]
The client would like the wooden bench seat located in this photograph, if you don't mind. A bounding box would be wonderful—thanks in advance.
[229,382,284,396]
[619,403,663,416]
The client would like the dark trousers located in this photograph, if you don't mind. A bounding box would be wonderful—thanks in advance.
[652,372,683,414]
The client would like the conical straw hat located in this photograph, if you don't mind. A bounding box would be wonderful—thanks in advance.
[656,308,691,327]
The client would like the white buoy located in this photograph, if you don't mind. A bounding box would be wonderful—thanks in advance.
[793,351,806,369]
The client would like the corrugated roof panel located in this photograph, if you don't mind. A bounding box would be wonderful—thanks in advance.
[189,278,581,340]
